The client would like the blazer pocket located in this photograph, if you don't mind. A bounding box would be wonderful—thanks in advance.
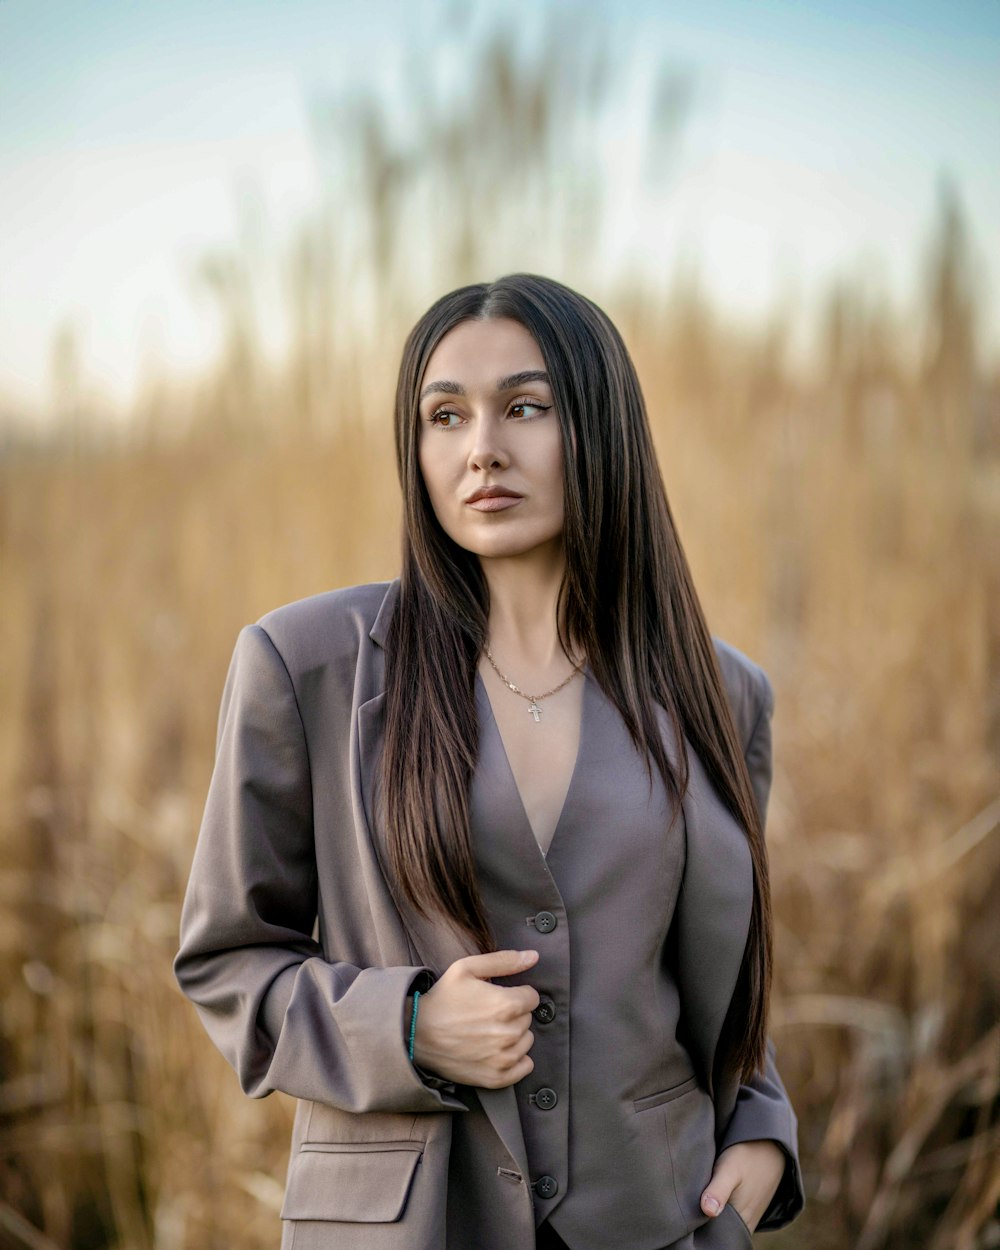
[718,1200,754,1247]
[280,1141,424,1223]
[663,1080,718,1228]
[632,1074,699,1113]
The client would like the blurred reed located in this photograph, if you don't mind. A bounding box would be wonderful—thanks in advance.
[0,5,997,1248]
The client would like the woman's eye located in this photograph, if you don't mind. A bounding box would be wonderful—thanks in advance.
[510,401,550,419]
[428,410,460,428]
[426,400,550,428]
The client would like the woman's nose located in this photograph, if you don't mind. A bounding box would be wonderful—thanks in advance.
[467,417,510,472]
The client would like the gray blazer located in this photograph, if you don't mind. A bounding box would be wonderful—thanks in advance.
[173,578,804,1249]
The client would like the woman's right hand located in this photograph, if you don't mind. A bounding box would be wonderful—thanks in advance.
[411,949,541,1089]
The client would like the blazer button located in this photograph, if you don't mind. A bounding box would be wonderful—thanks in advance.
[533,997,556,1024]
[532,1086,558,1110]
[534,910,557,933]
[533,1174,559,1199]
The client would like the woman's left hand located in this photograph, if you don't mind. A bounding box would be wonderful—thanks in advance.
[700,1139,786,1232]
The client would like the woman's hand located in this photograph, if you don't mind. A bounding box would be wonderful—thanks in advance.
[700,1139,786,1232]
[411,949,541,1089]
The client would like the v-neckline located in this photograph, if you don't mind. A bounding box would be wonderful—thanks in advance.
[475,663,591,862]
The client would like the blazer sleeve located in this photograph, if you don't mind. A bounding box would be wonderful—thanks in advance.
[718,668,806,1228]
[172,622,469,1116]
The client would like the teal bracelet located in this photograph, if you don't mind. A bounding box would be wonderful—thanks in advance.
[408,989,421,1062]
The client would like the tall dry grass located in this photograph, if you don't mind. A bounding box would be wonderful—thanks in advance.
[1,6,998,1248]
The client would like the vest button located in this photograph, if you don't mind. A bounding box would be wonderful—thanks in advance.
[534,910,557,933]
[533,997,556,1024]
[533,1086,558,1110]
[534,1174,559,1199]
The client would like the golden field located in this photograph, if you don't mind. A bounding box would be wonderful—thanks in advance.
[1,16,997,1249]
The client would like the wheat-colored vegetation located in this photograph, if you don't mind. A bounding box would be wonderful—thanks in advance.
[1,8,997,1248]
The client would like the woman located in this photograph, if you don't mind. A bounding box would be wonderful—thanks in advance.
[174,273,804,1249]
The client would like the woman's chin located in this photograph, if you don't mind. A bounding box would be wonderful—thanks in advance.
[463,535,562,563]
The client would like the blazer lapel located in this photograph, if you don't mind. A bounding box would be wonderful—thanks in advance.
[673,730,753,1103]
[357,578,531,1181]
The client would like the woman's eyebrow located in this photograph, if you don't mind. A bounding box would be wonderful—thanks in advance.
[419,369,550,403]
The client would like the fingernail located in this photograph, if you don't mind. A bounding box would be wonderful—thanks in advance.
[702,1194,721,1216]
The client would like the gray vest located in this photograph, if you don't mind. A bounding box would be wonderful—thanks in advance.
[464,664,721,1247]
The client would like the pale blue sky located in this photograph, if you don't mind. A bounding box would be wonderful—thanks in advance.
[1,0,997,419]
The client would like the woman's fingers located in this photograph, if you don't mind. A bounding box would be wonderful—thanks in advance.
[413,952,542,1088]
[457,949,539,981]
[500,1014,537,1058]
[700,1149,740,1217]
[480,1053,535,1087]
[507,982,542,1014]
[701,1140,786,1228]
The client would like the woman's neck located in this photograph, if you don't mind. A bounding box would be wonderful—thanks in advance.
[478,551,582,674]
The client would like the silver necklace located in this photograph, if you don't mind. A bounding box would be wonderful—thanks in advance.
[483,644,586,723]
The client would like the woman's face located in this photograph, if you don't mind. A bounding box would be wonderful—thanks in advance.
[417,316,566,564]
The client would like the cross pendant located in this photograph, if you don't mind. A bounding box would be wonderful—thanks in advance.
[528,701,541,722]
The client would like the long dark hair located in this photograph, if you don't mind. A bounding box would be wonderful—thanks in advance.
[377,272,772,1083]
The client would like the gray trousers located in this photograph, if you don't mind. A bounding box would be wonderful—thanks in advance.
[535,1208,754,1249]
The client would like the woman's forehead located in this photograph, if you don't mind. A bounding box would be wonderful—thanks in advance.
[421,317,545,386]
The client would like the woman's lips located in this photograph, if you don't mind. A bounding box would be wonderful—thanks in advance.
[467,495,523,512]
